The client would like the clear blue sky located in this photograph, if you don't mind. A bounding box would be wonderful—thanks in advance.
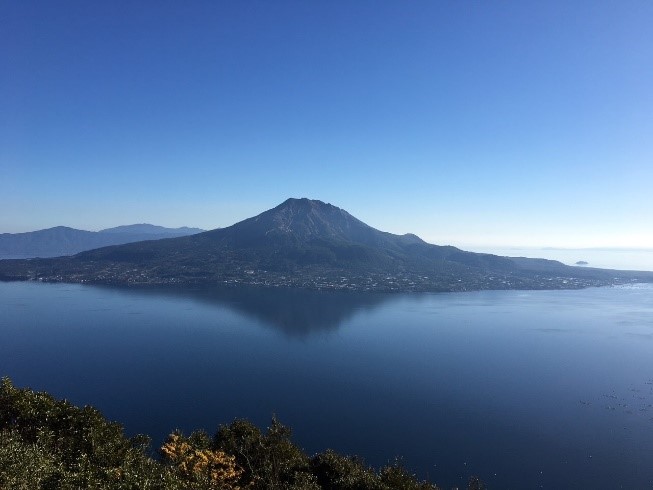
[2,1,652,248]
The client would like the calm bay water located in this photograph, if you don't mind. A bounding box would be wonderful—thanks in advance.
[1,281,652,488]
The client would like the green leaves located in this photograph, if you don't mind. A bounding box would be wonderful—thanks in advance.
[1,378,481,489]
[0,377,179,489]
[214,417,310,489]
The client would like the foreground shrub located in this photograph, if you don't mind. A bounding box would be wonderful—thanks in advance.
[310,450,440,490]
[0,377,179,489]
[161,431,244,489]
[213,417,317,489]
[1,378,482,489]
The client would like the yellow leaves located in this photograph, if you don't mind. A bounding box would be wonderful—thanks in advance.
[160,433,244,489]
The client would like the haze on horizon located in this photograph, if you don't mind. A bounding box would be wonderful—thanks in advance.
[2,1,652,252]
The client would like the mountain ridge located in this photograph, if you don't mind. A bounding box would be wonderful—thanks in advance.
[0,224,205,259]
[99,224,204,235]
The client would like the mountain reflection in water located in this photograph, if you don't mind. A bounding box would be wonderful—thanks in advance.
[100,284,397,337]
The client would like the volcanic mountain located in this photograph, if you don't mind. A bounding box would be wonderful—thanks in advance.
[1,198,651,291]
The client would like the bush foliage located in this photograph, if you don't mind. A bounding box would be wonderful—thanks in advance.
[0,378,483,489]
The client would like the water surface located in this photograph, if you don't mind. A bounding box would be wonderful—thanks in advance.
[1,281,652,488]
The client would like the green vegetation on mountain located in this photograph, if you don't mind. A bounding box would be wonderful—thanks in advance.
[0,378,487,490]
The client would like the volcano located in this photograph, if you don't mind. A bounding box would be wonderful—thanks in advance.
[1,198,651,292]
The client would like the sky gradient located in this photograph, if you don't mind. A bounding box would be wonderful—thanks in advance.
[2,1,652,250]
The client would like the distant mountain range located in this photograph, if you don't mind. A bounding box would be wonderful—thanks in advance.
[0,224,204,259]
[1,198,651,292]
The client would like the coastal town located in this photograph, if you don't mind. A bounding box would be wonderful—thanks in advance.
[11,260,643,293]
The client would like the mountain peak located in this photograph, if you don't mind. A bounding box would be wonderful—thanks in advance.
[251,198,365,241]
[276,197,338,211]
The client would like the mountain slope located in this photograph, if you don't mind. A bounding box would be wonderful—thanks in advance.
[1,198,651,291]
[0,224,204,259]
